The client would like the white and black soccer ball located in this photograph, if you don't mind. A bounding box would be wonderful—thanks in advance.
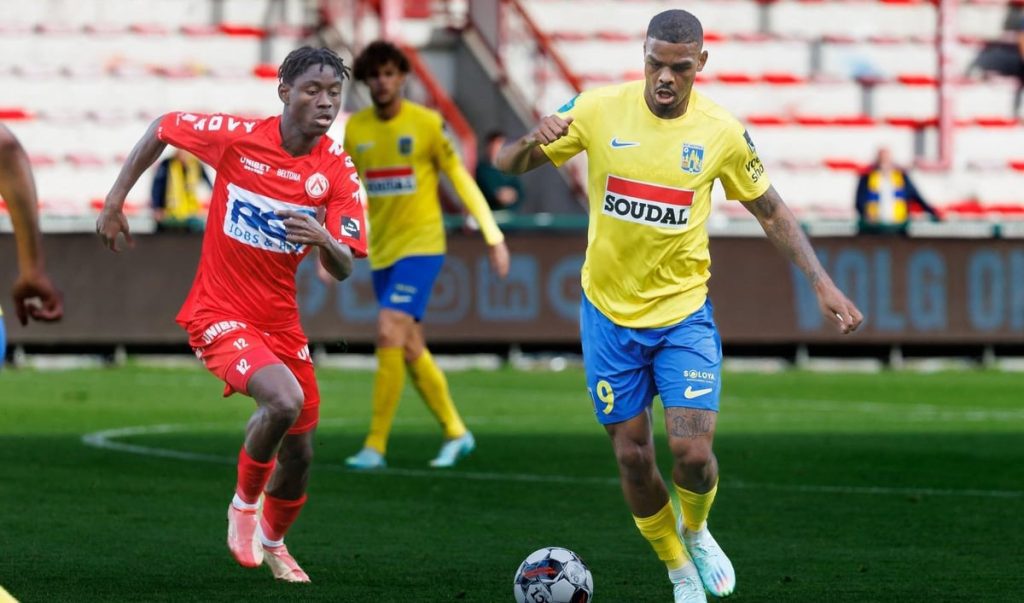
[513,546,594,603]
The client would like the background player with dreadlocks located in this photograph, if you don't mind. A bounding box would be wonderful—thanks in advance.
[96,46,367,582]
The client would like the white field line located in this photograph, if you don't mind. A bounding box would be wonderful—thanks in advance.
[81,421,1023,500]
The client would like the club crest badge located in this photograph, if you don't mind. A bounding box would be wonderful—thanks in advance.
[681,143,704,174]
[305,172,329,198]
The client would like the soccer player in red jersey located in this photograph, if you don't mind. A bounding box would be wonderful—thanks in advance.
[96,47,367,582]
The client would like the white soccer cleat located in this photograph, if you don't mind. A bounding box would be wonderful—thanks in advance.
[429,432,475,468]
[680,522,736,598]
[345,447,386,470]
[673,574,708,603]
[227,503,263,568]
[262,542,311,583]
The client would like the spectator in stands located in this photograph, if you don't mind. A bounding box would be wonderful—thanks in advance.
[967,5,1024,116]
[0,124,64,361]
[150,149,211,232]
[855,146,941,235]
[475,130,524,212]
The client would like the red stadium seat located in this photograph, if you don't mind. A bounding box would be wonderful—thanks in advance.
[823,158,870,172]
[716,72,757,84]
[832,115,876,126]
[253,64,279,79]
[897,74,938,86]
[28,154,58,167]
[746,114,790,126]
[0,108,33,120]
[974,116,1019,127]
[403,0,432,18]
[761,72,805,85]
[219,24,266,37]
[181,24,218,36]
[793,114,831,125]
[67,153,106,168]
[884,116,938,128]
[129,24,169,35]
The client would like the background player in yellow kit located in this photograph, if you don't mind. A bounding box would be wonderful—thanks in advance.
[496,10,862,603]
[343,41,510,469]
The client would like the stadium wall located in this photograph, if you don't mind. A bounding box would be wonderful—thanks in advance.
[1,234,1022,346]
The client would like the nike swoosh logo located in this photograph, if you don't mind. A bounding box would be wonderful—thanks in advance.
[683,386,713,399]
[356,143,375,152]
[610,138,639,148]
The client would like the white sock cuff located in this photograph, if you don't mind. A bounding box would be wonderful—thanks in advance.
[668,563,697,583]
[232,493,260,510]
[259,532,285,548]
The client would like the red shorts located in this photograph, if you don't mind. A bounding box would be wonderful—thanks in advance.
[188,319,319,434]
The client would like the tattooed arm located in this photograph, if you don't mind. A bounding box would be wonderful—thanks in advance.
[743,185,863,334]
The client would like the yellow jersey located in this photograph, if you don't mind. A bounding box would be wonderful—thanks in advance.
[344,100,503,270]
[543,81,771,328]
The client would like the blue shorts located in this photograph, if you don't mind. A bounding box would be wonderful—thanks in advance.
[372,255,445,321]
[581,293,722,425]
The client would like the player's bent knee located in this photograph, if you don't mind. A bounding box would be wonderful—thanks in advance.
[674,445,714,474]
[261,382,304,427]
[286,403,319,435]
[614,441,656,474]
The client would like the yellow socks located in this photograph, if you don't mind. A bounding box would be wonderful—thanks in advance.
[408,350,466,439]
[633,502,690,571]
[364,347,406,454]
[675,480,719,533]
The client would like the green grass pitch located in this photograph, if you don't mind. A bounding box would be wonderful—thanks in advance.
[1,366,1021,602]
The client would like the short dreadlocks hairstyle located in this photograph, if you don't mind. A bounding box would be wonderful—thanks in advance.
[647,9,703,45]
[352,41,410,82]
[277,46,350,85]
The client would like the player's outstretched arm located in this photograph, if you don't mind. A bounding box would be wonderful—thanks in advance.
[495,115,573,175]
[0,124,64,325]
[744,186,864,334]
[436,141,510,279]
[276,210,354,281]
[97,116,168,252]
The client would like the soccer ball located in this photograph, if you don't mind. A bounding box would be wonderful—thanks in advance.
[513,546,593,603]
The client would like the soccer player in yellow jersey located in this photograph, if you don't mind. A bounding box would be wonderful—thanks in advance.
[343,41,510,470]
[497,10,863,603]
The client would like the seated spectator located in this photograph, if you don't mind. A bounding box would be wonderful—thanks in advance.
[475,130,523,212]
[855,147,941,235]
[151,149,211,232]
[967,5,1024,116]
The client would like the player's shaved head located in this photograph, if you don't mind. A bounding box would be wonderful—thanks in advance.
[278,46,350,85]
[647,9,703,45]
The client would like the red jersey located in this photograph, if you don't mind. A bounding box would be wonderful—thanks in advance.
[157,112,367,333]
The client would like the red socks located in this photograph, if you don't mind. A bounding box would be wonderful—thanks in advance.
[234,446,275,505]
[235,446,307,543]
[260,493,308,543]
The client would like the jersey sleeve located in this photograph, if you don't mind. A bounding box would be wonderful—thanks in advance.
[325,159,369,258]
[432,117,505,246]
[718,122,772,202]
[156,112,256,167]
[540,91,592,167]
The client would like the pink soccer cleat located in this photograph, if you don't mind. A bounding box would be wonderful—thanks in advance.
[262,542,311,583]
[227,504,264,568]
